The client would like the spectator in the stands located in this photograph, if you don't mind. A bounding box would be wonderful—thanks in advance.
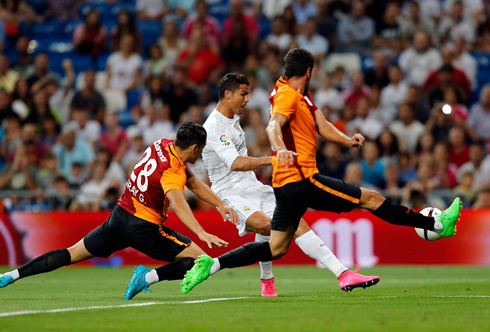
[25,53,59,87]
[71,70,106,123]
[458,142,490,191]
[438,1,476,46]
[373,2,403,53]
[158,20,186,70]
[140,75,164,112]
[40,113,59,152]
[397,152,418,184]
[376,129,400,166]
[73,10,106,57]
[12,78,32,119]
[93,147,125,187]
[347,98,383,140]
[432,143,458,189]
[24,90,60,131]
[415,131,435,165]
[360,140,384,188]
[337,1,375,53]
[344,162,371,188]
[244,71,270,124]
[0,114,21,163]
[106,34,142,92]
[143,44,167,80]
[282,5,299,36]
[266,16,292,54]
[405,85,430,124]
[222,0,259,65]
[68,162,84,190]
[368,85,391,125]
[137,0,168,21]
[389,102,425,153]
[63,107,101,148]
[443,0,483,25]
[0,0,41,42]
[73,162,110,211]
[381,64,408,122]
[364,52,389,89]
[292,0,318,26]
[453,171,477,207]
[163,66,198,124]
[21,123,46,166]
[316,142,348,180]
[177,27,224,85]
[100,112,128,163]
[10,36,32,76]
[0,55,18,94]
[399,31,441,86]
[137,104,173,147]
[122,132,145,168]
[49,175,73,210]
[0,145,37,190]
[46,0,79,21]
[476,5,490,51]
[467,85,490,142]
[314,74,344,113]
[441,86,469,124]
[0,89,16,124]
[473,188,490,209]
[182,0,220,47]
[52,129,95,177]
[342,71,370,109]
[398,1,436,46]
[296,18,329,60]
[315,0,337,49]
[423,47,471,103]
[452,36,477,89]
[447,126,470,168]
[36,153,65,191]
[111,10,141,53]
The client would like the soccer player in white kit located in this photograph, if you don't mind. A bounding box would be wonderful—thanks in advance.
[202,73,372,297]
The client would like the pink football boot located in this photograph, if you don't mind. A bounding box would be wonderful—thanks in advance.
[338,265,380,292]
[261,278,278,297]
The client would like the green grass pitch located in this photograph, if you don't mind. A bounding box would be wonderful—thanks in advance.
[0,266,489,331]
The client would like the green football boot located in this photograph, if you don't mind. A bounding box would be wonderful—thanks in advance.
[181,254,214,294]
[437,197,462,237]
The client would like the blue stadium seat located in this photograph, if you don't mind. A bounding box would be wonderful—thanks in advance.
[31,20,63,37]
[472,52,490,69]
[117,109,136,128]
[137,21,162,37]
[259,18,271,40]
[477,68,490,87]
[96,53,110,71]
[127,89,142,109]
[361,55,374,72]
[49,54,94,74]
[63,20,83,36]
[79,2,111,18]
[111,2,136,16]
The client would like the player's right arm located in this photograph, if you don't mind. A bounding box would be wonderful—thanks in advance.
[266,113,298,168]
[314,109,365,148]
[166,189,229,249]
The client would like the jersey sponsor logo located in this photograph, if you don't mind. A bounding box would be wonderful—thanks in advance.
[243,206,250,212]
[311,217,379,268]
[219,134,231,146]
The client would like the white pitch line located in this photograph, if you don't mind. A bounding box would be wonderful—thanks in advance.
[0,297,251,318]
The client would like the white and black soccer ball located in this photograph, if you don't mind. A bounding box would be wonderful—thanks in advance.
[415,207,442,241]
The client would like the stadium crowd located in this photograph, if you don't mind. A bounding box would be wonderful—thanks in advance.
[0,0,489,212]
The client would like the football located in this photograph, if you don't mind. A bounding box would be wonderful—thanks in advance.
[415,207,443,241]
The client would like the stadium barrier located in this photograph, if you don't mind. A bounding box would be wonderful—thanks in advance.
[1,209,489,267]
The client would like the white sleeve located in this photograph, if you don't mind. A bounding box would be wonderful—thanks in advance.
[205,125,239,169]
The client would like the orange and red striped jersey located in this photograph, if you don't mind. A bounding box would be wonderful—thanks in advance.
[118,139,187,225]
[269,77,319,188]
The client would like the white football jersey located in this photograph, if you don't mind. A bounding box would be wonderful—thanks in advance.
[202,109,258,193]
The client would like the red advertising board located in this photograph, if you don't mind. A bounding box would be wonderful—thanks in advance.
[3,209,490,267]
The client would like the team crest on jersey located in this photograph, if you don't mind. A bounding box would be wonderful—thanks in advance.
[219,134,231,146]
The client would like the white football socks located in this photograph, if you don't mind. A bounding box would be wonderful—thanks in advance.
[433,214,444,233]
[255,233,274,280]
[209,258,221,275]
[144,269,159,285]
[295,230,348,277]
[4,269,19,280]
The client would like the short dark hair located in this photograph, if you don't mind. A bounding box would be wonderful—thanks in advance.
[218,73,249,100]
[284,48,314,79]
[175,122,207,149]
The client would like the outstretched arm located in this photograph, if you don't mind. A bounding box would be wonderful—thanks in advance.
[314,109,365,147]
[185,168,239,225]
[231,156,272,171]
[166,188,229,249]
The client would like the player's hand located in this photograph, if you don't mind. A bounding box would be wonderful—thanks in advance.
[276,150,299,168]
[349,133,365,148]
[198,231,229,249]
[218,203,239,225]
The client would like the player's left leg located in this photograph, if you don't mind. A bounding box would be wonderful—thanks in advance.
[360,188,461,237]
[0,239,93,288]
